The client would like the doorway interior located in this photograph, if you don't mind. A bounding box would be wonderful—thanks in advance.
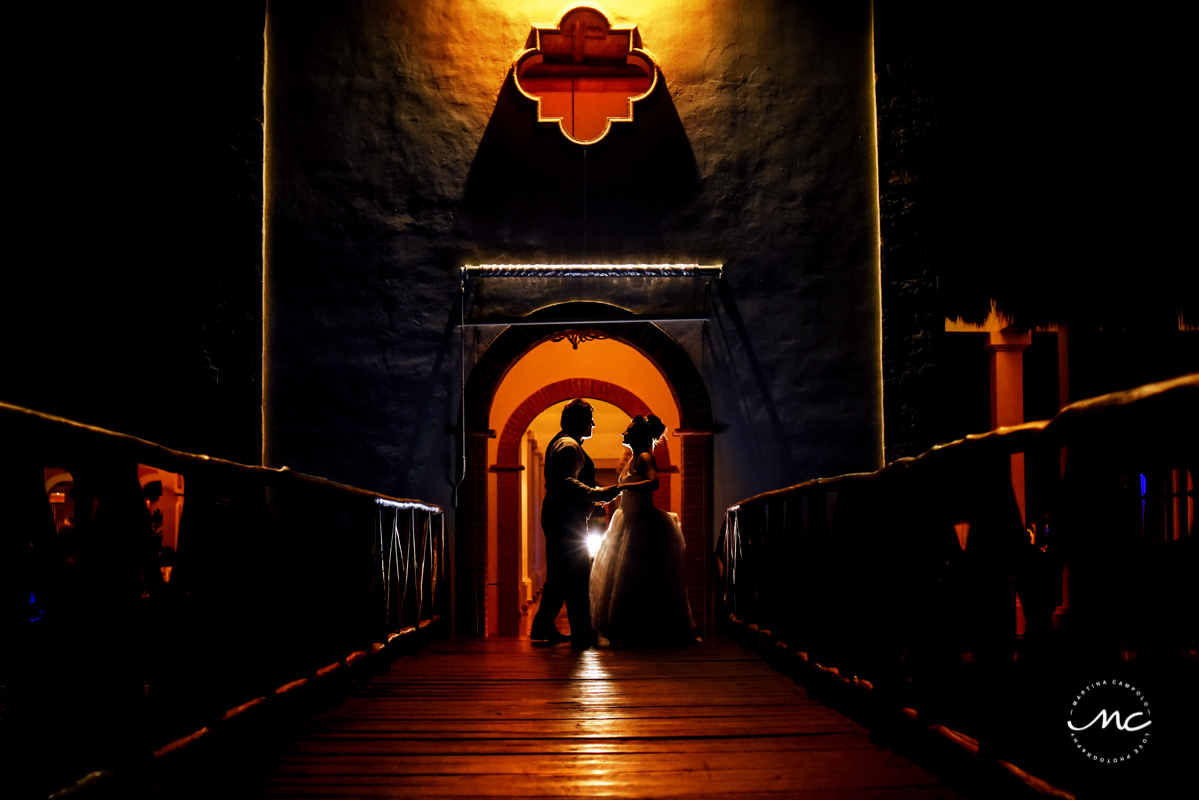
[486,337,680,636]
[457,319,714,639]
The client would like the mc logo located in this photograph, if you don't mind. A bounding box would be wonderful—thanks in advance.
[1066,680,1153,764]
[1067,708,1152,733]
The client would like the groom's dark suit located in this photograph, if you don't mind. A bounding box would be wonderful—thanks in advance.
[531,429,603,645]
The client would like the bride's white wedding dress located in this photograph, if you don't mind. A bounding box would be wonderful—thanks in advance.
[590,457,695,645]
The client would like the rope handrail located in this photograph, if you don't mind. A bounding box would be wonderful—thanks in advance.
[729,372,1197,510]
[0,401,442,513]
[2,400,447,797]
[718,372,1198,798]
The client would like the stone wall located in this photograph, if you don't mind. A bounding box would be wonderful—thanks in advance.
[264,0,884,520]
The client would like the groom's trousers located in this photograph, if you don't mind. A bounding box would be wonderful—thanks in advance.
[531,519,592,642]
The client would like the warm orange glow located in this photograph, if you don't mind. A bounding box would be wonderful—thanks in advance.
[490,337,681,471]
[370,1,719,158]
[488,339,683,569]
[487,336,685,635]
[138,465,185,552]
[525,397,633,466]
[513,6,659,144]
[945,305,1032,525]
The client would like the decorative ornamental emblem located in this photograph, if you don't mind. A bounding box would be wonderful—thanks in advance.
[513,6,658,145]
[550,330,609,349]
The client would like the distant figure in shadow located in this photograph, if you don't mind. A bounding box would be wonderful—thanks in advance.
[530,399,620,649]
[590,415,696,647]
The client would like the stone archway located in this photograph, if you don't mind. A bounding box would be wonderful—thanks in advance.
[493,379,677,636]
[457,312,714,637]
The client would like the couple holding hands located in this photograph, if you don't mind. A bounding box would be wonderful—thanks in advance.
[530,399,695,649]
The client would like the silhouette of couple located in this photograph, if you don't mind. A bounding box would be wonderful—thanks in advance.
[529,399,695,649]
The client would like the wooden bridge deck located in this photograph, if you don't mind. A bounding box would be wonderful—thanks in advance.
[238,637,963,799]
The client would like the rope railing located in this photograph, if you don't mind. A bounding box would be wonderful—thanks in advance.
[717,373,1197,798]
[0,402,446,797]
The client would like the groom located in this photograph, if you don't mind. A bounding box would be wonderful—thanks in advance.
[530,398,621,648]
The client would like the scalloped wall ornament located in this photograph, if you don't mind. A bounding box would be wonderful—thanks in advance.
[513,6,659,145]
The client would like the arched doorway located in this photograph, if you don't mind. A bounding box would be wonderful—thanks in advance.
[493,378,678,636]
[457,312,714,637]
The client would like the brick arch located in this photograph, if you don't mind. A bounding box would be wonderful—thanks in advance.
[496,378,673,470]
[464,313,712,433]
[456,311,713,638]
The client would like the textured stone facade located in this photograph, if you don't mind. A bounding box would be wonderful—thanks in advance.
[262,1,883,635]
[264,1,883,508]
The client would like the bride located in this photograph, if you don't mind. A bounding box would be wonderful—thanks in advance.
[590,414,696,646]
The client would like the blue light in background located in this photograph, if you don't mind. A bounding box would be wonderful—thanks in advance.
[1140,473,1147,533]
[29,590,44,622]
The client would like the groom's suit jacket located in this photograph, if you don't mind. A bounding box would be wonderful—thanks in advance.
[541,430,600,544]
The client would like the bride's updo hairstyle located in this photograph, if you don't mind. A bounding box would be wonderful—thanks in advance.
[628,414,667,449]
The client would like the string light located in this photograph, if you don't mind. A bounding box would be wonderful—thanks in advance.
[376,498,441,513]
[462,264,722,278]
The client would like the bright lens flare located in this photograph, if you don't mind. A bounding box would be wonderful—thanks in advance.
[586,533,604,558]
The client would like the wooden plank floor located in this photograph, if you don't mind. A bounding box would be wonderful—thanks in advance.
[242,637,964,799]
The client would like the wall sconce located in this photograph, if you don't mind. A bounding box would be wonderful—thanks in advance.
[513,6,659,145]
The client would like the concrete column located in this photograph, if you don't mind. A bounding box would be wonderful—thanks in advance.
[531,450,545,594]
[678,431,713,634]
[521,435,531,609]
[521,432,540,609]
[456,433,493,638]
[1057,324,1070,479]
[985,326,1031,525]
[490,464,524,636]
